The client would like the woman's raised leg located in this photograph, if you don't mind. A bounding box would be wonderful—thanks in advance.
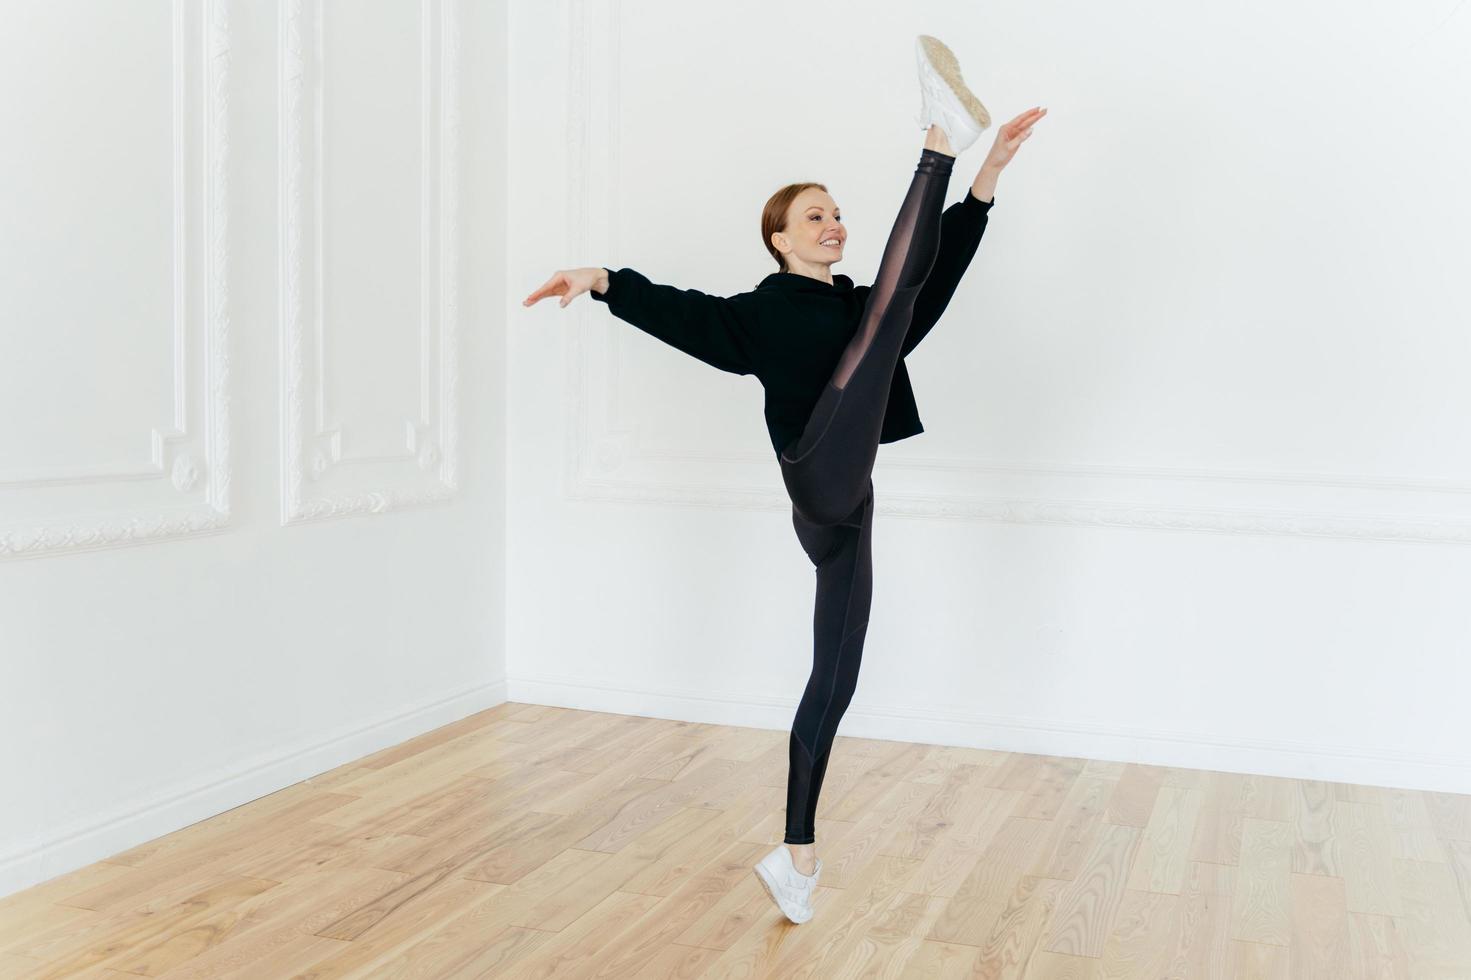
[778,145,955,526]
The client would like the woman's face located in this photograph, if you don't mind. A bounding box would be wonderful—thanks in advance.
[777,189,844,269]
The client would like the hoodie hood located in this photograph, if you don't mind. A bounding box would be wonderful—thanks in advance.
[755,271,856,293]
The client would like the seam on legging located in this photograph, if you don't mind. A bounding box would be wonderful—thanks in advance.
[794,728,817,763]
[807,545,864,767]
[780,382,844,465]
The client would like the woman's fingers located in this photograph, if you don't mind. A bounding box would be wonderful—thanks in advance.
[523,274,567,306]
[559,282,588,308]
[986,107,1043,168]
[529,278,563,304]
[1012,112,1043,133]
[1006,107,1046,129]
[1008,108,1045,144]
[1000,108,1044,140]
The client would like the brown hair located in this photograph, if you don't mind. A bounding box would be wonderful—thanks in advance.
[761,182,829,272]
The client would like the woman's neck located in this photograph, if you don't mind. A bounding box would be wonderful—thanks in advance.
[782,264,834,285]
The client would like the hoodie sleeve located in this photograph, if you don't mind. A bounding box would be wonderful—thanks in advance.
[588,267,761,376]
[900,190,994,358]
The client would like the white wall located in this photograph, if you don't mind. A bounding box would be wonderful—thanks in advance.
[508,1,1471,794]
[0,0,508,898]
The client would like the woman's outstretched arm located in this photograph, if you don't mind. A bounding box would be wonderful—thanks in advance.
[525,265,762,376]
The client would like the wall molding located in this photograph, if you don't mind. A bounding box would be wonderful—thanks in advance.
[560,0,1471,546]
[279,0,461,525]
[0,0,232,561]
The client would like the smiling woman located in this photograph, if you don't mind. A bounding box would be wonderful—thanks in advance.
[762,183,844,275]
[522,31,1045,926]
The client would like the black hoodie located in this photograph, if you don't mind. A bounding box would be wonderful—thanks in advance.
[589,189,994,458]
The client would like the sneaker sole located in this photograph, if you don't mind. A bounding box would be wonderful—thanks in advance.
[918,34,991,130]
[752,865,812,924]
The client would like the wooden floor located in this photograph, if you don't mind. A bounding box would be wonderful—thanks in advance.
[2,703,1470,979]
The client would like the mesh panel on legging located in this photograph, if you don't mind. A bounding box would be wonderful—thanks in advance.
[778,147,955,528]
[830,147,955,390]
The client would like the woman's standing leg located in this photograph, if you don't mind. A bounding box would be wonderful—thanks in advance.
[778,145,955,527]
[777,146,954,854]
[784,478,875,847]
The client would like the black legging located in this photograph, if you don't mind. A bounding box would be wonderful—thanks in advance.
[777,147,956,846]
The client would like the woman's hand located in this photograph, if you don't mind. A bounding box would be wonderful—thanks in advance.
[523,267,608,308]
[980,106,1046,172]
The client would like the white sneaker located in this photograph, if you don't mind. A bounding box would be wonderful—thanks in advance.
[913,34,991,154]
[753,844,822,924]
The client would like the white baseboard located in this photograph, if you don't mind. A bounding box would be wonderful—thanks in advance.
[509,672,1471,797]
[0,679,507,901]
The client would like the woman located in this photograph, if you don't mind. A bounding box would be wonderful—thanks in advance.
[525,35,1044,924]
